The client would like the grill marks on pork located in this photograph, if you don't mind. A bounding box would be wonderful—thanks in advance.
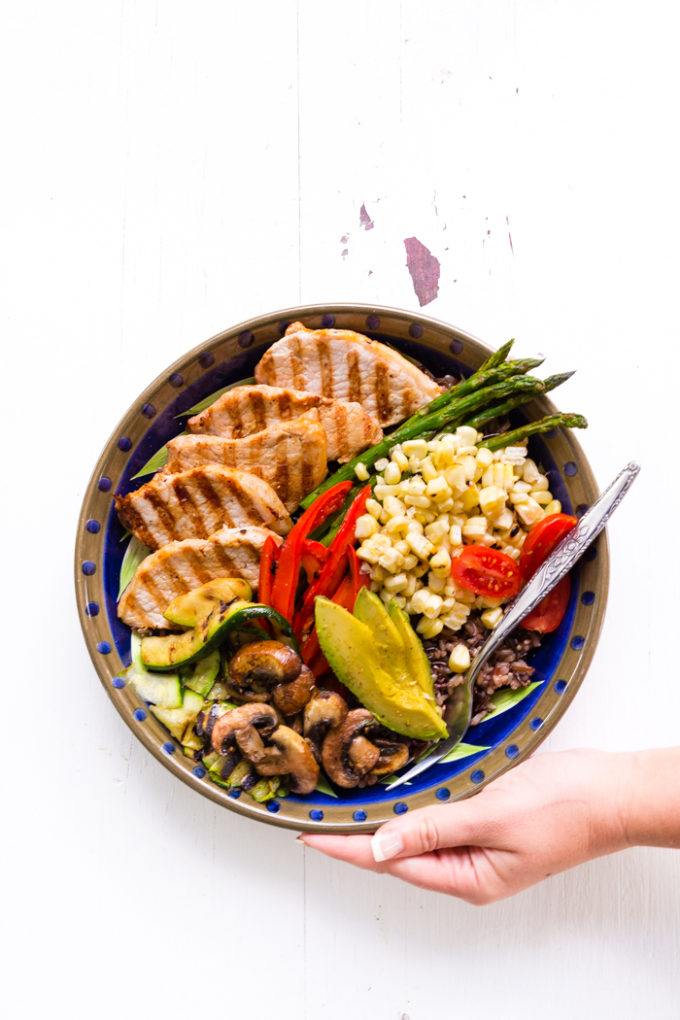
[117,526,282,631]
[115,465,292,549]
[187,383,382,463]
[253,321,442,426]
[165,410,328,512]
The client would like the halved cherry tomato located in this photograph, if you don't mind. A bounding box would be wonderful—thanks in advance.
[519,513,577,580]
[521,575,571,632]
[451,545,521,599]
[519,512,577,633]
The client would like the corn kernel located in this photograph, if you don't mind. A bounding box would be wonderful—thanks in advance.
[390,447,409,471]
[449,523,463,546]
[479,485,506,517]
[460,455,478,481]
[430,548,452,574]
[481,606,503,629]
[426,475,450,500]
[355,514,378,540]
[417,617,445,639]
[522,459,540,484]
[402,439,429,459]
[462,516,488,540]
[440,603,471,630]
[444,464,467,493]
[404,494,431,509]
[533,474,550,491]
[476,446,493,469]
[366,498,382,519]
[420,457,438,483]
[375,457,389,472]
[516,498,544,528]
[425,519,449,545]
[456,426,478,446]
[354,461,369,481]
[378,548,405,573]
[448,644,471,673]
[383,462,402,485]
[409,587,432,615]
[383,572,409,594]
[383,495,406,517]
[428,572,447,594]
[461,484,480,511]
[491,507,514,531]
[406,532,435,559]
[502,446,527,466]
[532,489,554,506]
[544,499,562,516]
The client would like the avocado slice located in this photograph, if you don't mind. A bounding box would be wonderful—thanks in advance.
[141,598,252,671]
[353,588,408,671]
[387,599,436,700]
[164,578,252,627]
[315,597,448,741]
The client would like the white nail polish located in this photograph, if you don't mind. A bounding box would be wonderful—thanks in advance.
[371,831,403,862]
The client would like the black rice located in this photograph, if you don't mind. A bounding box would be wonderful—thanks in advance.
[424,613,542,725]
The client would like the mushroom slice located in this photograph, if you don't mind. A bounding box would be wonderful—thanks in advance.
[229,640,302,690]
[303,691,348,760]
[367,740,410,777]
[210,703,279,756]
[228,641,316,717]
[267,727,320,795]
[271,664,316,716]
[321,708,379,789]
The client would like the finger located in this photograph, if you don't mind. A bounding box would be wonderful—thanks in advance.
[368,799,499,863]
[300,834,490,901]
[299,834,382,870]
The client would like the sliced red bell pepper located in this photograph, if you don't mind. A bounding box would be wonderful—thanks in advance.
[269,481,353,623]
[301,539,330,586]
[294,485,371,635]
[257,534,279,607]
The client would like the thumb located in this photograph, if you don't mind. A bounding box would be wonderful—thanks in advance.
[370,798,495,862]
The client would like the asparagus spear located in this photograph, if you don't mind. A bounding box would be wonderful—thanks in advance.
[459,372,576,433]
[478,413,588,451]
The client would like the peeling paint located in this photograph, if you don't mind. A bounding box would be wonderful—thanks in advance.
[403,237,440,306]
[506,215,514,255]
[359,204,374,231]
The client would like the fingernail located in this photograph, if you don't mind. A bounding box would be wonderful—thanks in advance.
[371,830,403,862]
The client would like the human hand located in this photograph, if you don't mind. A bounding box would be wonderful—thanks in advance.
[300,749,636,904]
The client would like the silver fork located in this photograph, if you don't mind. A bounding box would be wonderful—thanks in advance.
[386,461,641,791]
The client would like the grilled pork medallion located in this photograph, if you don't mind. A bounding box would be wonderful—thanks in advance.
[115,465,292,549]
[254,321,442,426]
[187,383,383,464]
[117,525,282,631]
[164,410,328,512]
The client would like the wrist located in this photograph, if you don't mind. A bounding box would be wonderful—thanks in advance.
[618,748,680,849]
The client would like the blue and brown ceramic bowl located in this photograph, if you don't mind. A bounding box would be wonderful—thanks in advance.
[75,303,609,832]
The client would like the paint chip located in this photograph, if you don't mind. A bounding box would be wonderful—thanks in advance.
[359,204,374,231]
[403,237,440,306]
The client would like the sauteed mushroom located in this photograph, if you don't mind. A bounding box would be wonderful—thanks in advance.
[321,708,411,788]
[266,727,319,794]
[303,691,348,760]
[227,641,315,716]
[210,703,279,756]
[209,702,319,794]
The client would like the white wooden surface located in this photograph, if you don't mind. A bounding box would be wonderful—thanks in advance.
[3,2,680,1017]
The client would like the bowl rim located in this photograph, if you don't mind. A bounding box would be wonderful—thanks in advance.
[75,302,609,832]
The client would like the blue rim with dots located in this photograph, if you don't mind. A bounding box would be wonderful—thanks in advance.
[75,302,609,832]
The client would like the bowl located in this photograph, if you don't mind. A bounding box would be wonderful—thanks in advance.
[75,303,608,832]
